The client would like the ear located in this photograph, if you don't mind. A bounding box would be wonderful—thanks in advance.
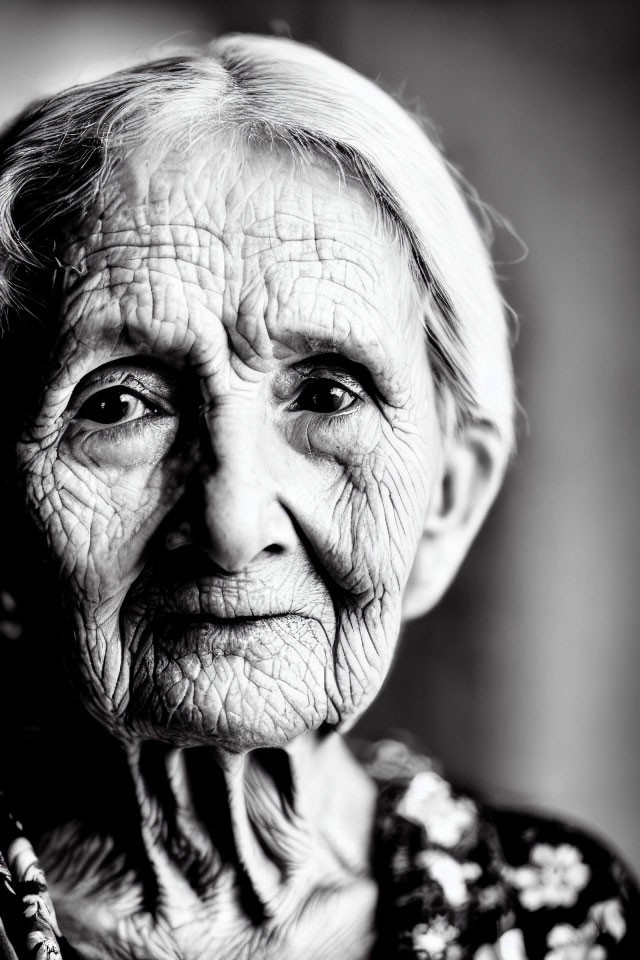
[402,422,508,621]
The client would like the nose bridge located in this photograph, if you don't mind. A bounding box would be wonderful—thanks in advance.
[197,399,292,571]
[205,403,265,505]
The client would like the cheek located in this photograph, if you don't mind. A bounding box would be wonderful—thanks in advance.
[21,443,182,606]
[19,445,188,724]
[302,412,436,720]
[311,415,435,597]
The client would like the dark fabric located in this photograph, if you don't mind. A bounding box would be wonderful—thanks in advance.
[1,739,638,959]
[365,738,640,959]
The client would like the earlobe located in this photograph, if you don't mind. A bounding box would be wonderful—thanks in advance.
[402,422,508,621]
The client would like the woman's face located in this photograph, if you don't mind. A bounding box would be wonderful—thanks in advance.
[17,140,442,749]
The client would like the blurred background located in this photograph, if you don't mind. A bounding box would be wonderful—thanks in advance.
[1,0,638,871]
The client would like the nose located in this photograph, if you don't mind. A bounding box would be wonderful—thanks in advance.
[167,411,297,573]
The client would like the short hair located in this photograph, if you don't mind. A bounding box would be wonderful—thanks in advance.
[0,33,515,451]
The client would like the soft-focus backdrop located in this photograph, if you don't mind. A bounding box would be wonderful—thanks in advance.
[1,0,638,871]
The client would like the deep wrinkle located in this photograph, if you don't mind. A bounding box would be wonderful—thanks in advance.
[16,137,439,957]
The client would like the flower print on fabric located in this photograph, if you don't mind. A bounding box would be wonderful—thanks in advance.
[26,931,63,960]
[544,923,606,960]
[508,844,590,910]
[543,897,628,959]
[588,899,626,942]
[396,771,477,848]
[3,737,640,959]
[0,850,15,898]
[411,916,459,959]
[416,850,482,907]
[5,833,63,959]
[476,884,505,912]
[362,738,436,782]
[8,837,47,889]
[22,892,54,923]
[473,928,528,960]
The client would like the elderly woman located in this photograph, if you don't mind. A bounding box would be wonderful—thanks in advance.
[0,33,636,960]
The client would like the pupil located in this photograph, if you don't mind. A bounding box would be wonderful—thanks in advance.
[83,388,131,424]
[310,383,344,412]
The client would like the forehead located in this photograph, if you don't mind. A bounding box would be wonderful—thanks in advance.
[57,137,422,380]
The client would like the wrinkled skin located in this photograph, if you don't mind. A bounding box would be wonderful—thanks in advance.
[16,140,442,958]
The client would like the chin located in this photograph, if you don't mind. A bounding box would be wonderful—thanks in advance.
[83,647,341,752]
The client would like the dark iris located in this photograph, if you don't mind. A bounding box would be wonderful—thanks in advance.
[78,387,142,425]
[297,379,353,413]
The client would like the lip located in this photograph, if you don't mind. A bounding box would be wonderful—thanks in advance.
[150,611,310,659]
[143,575,307,622]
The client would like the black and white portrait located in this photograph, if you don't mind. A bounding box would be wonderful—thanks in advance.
[0,3,637,958]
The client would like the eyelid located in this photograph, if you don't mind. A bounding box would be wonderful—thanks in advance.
[295,371,363,399]
[68,360,180,414]
[291,353,376,397]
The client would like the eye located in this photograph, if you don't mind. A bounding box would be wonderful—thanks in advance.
[76,386,159,425]
[294,378,358,414]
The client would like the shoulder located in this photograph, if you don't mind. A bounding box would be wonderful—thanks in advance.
[358,738,640,958]
[491,805,640,959]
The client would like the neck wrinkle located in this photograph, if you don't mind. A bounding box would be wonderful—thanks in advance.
[124,732,377,923]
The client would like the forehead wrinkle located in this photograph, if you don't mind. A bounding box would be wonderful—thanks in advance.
[260,257,394,347]
[250,234,384,296]
[63,258,221,331]
[72,199,399,305]
[72,222,228,281]
[73,236,393,341]
[240,190,393,260]
[54,263,213,387]
[59,247,410,393]
[58,142,419,385]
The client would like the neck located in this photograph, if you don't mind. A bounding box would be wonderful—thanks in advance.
[32,726,378,958]
[125,732,377,920]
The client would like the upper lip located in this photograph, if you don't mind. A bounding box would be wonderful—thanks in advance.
[141,579,304,621]
[132,549,321,620]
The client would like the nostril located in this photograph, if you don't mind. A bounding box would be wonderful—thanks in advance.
[165,522,193,552]
[264,543,285,556]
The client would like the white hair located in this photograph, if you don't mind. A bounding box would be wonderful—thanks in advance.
[0,33,515,450]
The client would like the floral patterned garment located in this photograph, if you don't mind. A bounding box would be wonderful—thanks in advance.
[0,789,67,960]
[0,739,639,959]
[365,739,640,959]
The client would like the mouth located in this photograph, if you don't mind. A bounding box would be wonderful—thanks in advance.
[150,611,309,659]
[142,571,305,622]
[161,612,295,625]
[156,604,313,636]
